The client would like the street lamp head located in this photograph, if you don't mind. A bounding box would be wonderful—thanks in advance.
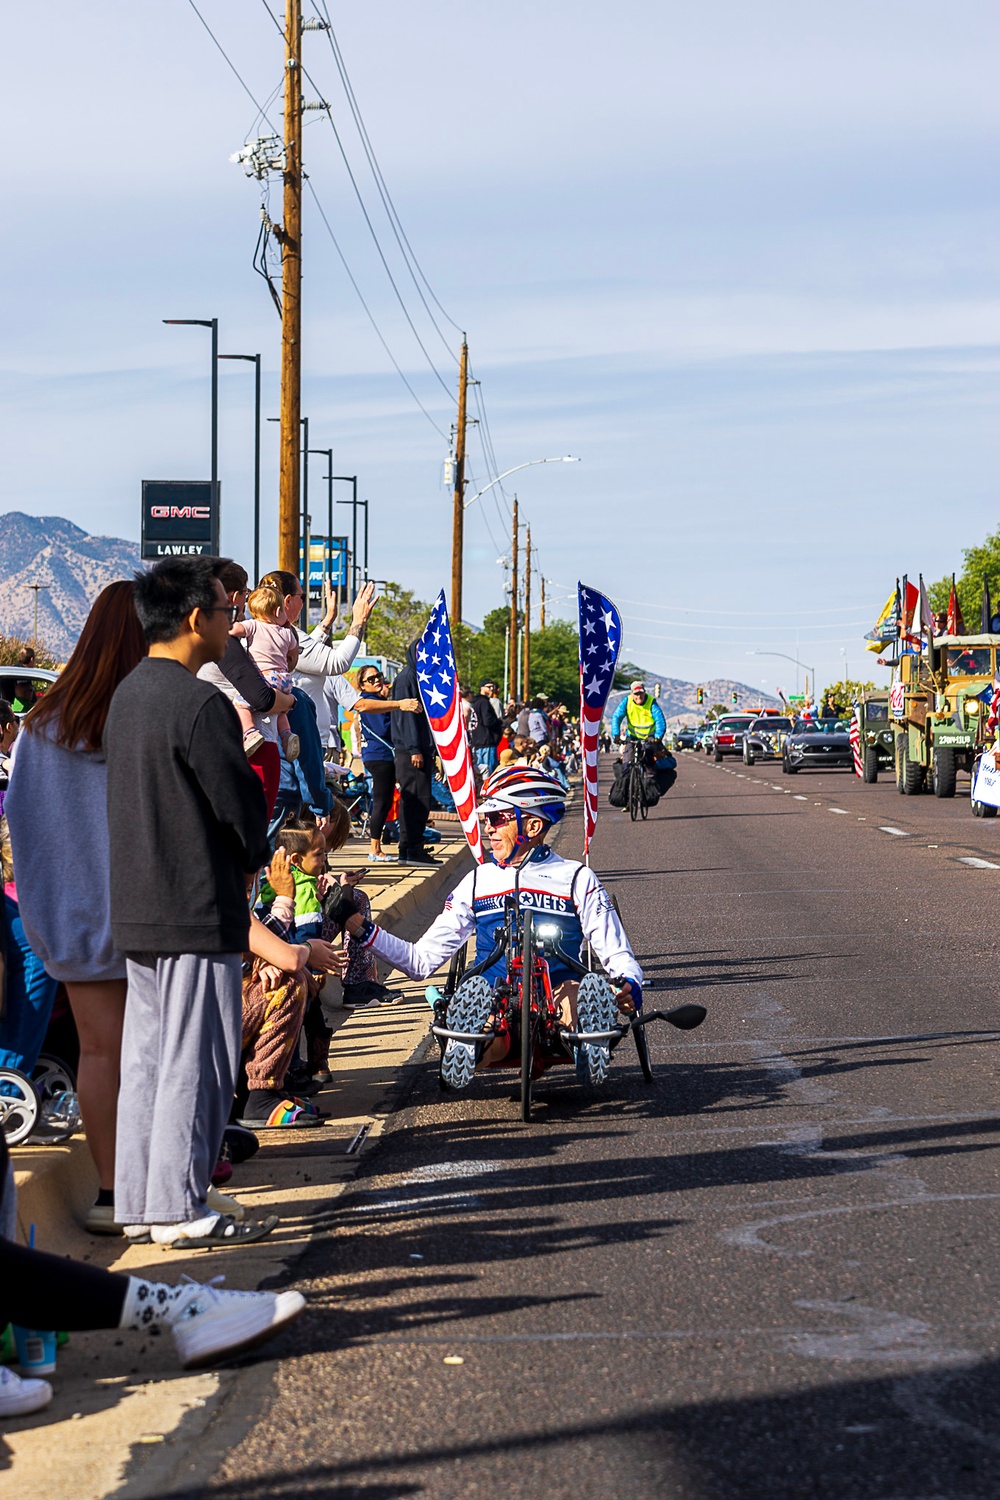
[163,319,216,328]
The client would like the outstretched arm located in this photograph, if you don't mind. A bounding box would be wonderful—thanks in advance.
[345,874,476,980]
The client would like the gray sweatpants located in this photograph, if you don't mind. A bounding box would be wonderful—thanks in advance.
[115,951,242,1226]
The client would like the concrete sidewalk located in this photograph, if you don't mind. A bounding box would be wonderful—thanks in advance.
[2,827,472,1499]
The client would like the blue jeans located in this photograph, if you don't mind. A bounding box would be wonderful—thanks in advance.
[0,895,59,1075]
[474,747,498,775]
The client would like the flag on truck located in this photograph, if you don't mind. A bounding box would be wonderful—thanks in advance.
[415,591,484,864]
[947,575,966,636]
[578,582,622,856]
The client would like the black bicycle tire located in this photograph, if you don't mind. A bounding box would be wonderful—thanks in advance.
[629,763,641,821]
[520,911,533,1122]
[446,941,468,994]
[634,1018,654,1083]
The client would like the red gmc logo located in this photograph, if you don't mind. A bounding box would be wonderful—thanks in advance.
[150,506,211,520]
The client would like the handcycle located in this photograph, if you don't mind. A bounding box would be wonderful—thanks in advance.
[429,894,705,1122]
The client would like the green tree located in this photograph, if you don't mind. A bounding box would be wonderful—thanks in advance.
[363,582,432,663]
[820,678,876,709]
[927,524,1000,629]
[0,634,58,669]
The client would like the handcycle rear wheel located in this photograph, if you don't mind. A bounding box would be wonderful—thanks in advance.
[520,910,534,1122]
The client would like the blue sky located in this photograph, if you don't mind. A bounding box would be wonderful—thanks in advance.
[2,1,998,695]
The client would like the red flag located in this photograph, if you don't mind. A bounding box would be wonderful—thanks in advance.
[947,576,966,636]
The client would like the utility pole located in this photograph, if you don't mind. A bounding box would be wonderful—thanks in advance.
[27,583,51,645]
[540,575,546,630]
[523,523,532,701]
[509,496,519,702]
[278,0,302,574]
[450,338,469,622]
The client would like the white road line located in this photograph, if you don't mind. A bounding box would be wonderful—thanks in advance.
[829,808,849,815]
[793,795,808,801]
[878,826,910,836]
[957,856,1000,869]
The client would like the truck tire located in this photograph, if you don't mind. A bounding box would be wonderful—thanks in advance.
[894,739,905,793]
[714,748,722,762]
[932,748,957,798]
[862,746,879,783]
[902,741,925,795]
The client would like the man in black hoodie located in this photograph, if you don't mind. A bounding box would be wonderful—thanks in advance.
[391,639,437,865]
[105,557,274,1249]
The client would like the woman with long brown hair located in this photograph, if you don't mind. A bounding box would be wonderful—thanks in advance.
[5,581,145,1235]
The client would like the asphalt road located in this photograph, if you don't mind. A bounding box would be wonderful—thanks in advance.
[172,754,1000,1500]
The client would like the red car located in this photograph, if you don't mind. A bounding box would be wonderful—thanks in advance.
[711,715,756,761]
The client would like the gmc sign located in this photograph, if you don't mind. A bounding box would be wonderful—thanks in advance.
[141,481,220,560]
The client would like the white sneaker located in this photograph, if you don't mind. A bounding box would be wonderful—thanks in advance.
[167,1281,306,1370]
[0,1364,53,1417]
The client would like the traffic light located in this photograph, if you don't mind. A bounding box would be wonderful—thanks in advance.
[696,686,704,705]
[731,689,738,704]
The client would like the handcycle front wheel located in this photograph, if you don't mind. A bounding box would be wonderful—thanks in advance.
[520,910,534,1122]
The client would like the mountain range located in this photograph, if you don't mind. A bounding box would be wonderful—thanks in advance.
[0,512,139,660]
[0,513,783,715]
[608,670,781,724]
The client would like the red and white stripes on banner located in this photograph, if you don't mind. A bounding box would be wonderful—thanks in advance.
[580,691,603,854]
[417,590,485,864]
[426,699,484,863]
[849,708,863,777]
[577,583,623,857]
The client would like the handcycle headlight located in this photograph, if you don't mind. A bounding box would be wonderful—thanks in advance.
[534,922,561,940]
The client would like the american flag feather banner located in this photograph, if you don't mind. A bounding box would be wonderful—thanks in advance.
[578,582,623,856]
[849,707,863,777]
[415,591,485,864]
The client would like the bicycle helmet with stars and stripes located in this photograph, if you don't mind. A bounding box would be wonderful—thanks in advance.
[479,765,567,825]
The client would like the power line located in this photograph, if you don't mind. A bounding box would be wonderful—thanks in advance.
[257,0,457,399]
[185,0,278,128]
[305,180,449,439]
[312,0,462,360]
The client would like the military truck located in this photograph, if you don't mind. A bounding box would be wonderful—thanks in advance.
[856,691,894,782]
[892,635,998,797]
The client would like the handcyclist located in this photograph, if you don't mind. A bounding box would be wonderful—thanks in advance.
[343,765,644,1086]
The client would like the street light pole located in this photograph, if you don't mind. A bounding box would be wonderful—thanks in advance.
[163,317,219,521]
[308,448,334,612]
[749,650,819,703]
[219,353,261,582]
[462,456,579,512]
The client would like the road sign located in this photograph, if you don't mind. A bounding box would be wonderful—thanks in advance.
[141,481,220,559]
[302,537,349,608]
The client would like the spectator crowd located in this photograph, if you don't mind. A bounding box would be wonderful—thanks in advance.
[0,553,579,1420]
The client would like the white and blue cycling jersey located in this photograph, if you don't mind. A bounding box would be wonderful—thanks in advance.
[361,844,643,1002]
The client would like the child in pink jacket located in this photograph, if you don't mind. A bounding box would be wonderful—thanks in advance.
[230,583,300,760]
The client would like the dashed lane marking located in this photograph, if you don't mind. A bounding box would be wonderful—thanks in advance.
[878,827,910,836]
[793,795,807,801]
[829,808,849,815]
[957,856,1000,869]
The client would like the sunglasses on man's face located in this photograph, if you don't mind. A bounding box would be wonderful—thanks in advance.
[483,809,517,829]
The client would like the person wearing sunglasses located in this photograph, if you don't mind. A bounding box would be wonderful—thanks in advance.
[344,765,643,1086]
[353,667,401,861]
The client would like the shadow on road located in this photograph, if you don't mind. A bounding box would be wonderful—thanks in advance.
[159,1356,1000,1499]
